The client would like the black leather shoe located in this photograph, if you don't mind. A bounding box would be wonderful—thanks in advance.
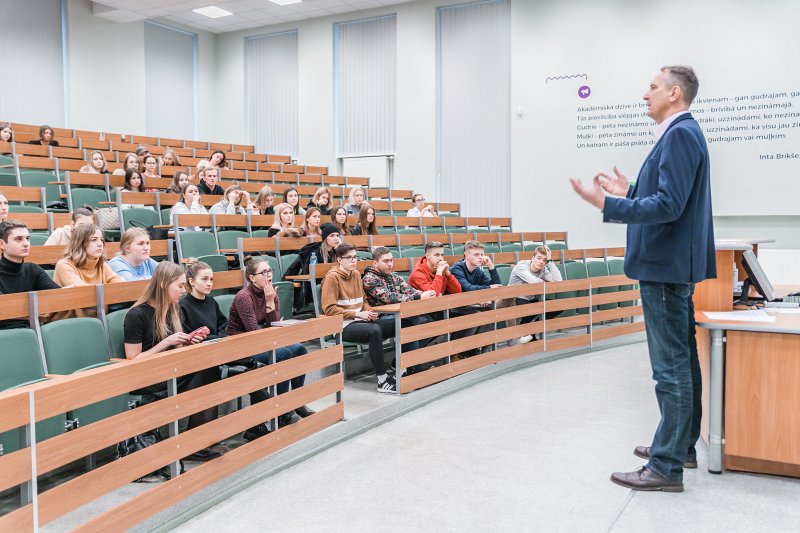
[610,466,684,492]
[184,447,223,462]
[279,411,302,427]
[634,446,698,469]
[242,423,271,442]
[295,405,316,418]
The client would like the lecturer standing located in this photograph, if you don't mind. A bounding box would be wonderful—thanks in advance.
[570,65,715,492]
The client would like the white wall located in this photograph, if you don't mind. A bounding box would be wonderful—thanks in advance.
[57,0,800,249]
[65,0,218,141]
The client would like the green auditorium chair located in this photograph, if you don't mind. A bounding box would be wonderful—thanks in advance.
[400,247,426,259]
[121,207,160,232]
[564,261,590,315]
[40,317,130,428]
[105,309,128,359]
[214,293,236,319]
[217,230,250,251]
[19,171,64,211]
[0,329,67,455]
[70,187,108,211]
[29,234,49,246]
[587,260,615,311]
[608,258,636,308]
[9,205,44,213]
[274,281,295,320]
[494,264,512,286]
[176,231,228,271]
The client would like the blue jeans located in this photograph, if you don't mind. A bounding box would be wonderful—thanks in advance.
[253,343,308,395]
[639,281,702,481]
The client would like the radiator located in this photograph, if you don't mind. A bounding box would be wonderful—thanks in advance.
[757,249,800,286]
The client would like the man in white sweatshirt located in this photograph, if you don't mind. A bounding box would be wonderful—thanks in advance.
[508,245,563,343]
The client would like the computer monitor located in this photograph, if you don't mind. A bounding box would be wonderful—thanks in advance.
[739,250,776,303]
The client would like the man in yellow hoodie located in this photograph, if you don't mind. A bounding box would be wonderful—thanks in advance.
[321,242,397,393]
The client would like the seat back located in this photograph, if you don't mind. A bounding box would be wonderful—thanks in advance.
[217,230,250,250]
[8,205,44,213]
[177,231,219,262]
[607,258,635,307]
[495,264,512,286]
[71,187,109,210]
[0,329,47,390]
[19,171,61,206]
[274,281,295,320]
[106,309,128,359]
[214,294,236,319]
[121,207,160,232]
[40,317,111,374]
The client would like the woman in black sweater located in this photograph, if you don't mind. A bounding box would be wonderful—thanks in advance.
[180,259,290,440]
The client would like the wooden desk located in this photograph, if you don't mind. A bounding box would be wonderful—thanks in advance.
[693,239,776,312]
[696,308,800,477]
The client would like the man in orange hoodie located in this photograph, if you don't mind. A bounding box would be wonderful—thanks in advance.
[408,241,461,296]
[409,241,484,359]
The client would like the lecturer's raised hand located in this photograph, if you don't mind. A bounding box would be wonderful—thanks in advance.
[596,166,630,197]
[569,175,606,210]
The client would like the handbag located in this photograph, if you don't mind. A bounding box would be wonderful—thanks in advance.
[96,206,121,230]
[130,219,169,241]
[117,427,185,483]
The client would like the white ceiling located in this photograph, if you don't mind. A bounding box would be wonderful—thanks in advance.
[92,0,417,33]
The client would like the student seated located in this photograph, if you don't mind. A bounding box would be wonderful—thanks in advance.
[255,185,275,216]
[160,148,181,168]
[306,187,332,215]
[124,262,221,456]
[0,123,13,144]
[197,167,224,196]
[266,202,296,237]
[79,150,110,175]
[113,152,141,176]
[208,150,228,170]
[362,247,437,360]
[282,187,306,216]
[344,187,366,216]
[227,257,313,425]
[118,168,149,209]
[508,245,563,343]
[407,193,437,217]
[108,228,159,281]
[299,207,323,237]
[209,184,255,215]
[165,170,189,194]
[45,206,95,246]
[349,203,378,236]
[449,240,501,356]
[0,221,59,330]
[329,205,351,236]
[0,193,8,222]
[29,125,59,146]
[408,241,462,297]
[450,240,501,291]
[142,154,160,183]
[283,223,340,312]
[52,223,123,319]
[321,243,398,393]
[170,183,208,231]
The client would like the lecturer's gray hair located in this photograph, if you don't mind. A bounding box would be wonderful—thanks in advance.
[661,65,699,105]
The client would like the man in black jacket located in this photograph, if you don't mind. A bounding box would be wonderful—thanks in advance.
[0,221,59,329]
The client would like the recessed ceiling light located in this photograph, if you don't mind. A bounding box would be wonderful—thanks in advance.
[193,6,233,18]
[269,0,303,5]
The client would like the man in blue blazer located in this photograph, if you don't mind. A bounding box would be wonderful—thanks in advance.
[570,66,715,492]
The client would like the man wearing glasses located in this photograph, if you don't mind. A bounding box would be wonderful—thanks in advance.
[321,243,398,393]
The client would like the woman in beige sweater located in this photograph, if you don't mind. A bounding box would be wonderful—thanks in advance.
[53,223,123,319]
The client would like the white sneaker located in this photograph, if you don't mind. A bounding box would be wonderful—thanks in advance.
[377,375,397,394]
[517,335,533,345]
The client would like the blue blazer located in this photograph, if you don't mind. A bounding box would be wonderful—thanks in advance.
[603,113,716,284]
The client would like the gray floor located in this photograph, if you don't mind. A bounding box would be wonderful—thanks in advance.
[174,343,800,533]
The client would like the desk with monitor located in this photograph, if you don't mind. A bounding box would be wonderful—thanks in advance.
[693,240,800,477]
